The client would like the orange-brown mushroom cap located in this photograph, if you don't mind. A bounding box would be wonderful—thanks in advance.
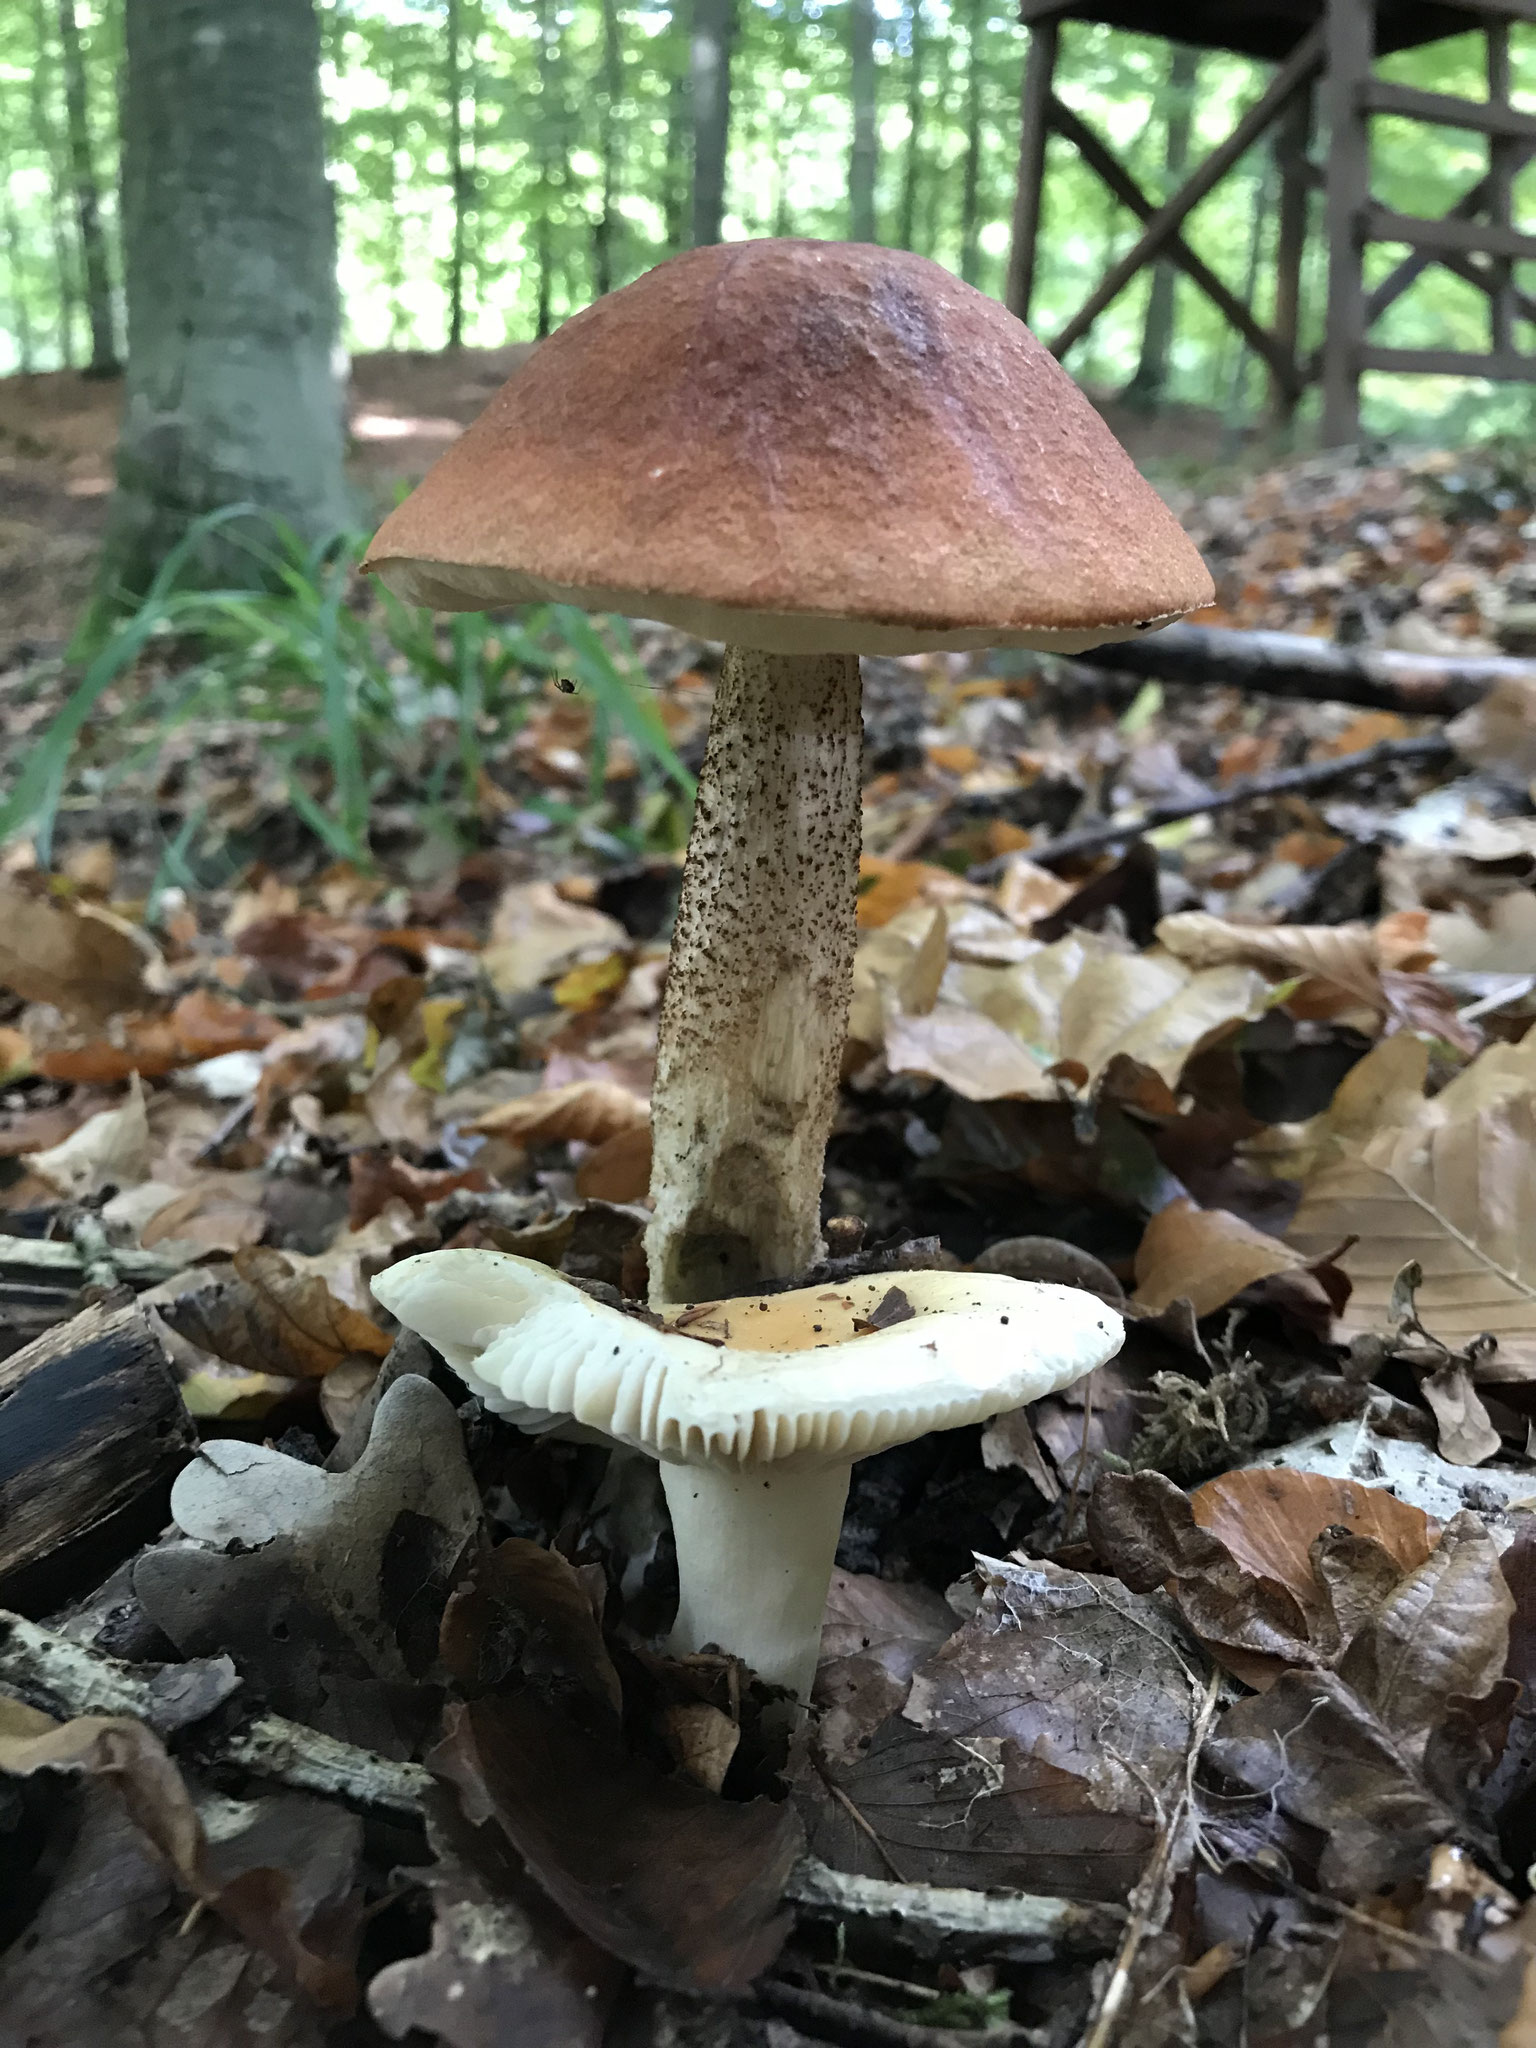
[364,238,1213,656]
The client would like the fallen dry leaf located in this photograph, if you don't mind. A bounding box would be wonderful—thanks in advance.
[0,1712,363,2008]
[0,874,155,1024]
[26,1072,151,1197]
[469,1078,649,1146]
[482,880,628,996]
[1288,1033,1536,1378]
[1189,1465,1435,1602]
[1132,1197,1304,1318]
[158,1243,392,1377]
[347,1149,492,1229]
[804,1553,1203,1900]
[574,1121,653,1202]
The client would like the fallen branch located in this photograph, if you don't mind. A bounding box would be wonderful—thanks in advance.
[0,1608,1120,1961]
[1066,622,1523,717]
[783,1859,1121,1959]
[969,734,1454,878]
[0,1607,433,1821]
[0,1232,189,1288]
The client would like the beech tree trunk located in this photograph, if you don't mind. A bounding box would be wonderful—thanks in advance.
[2,167,35,375]
[534,0,559,336]
[848,0,878,243]
[446,0,469,348]
[102,0,351,600]
[593,0,624,294]
[958,0,984,283]
[29,0,79,369]
[1123,42,1198,412]
[691,0,736,247]
[56,0,119,376]
[897,0,926,252]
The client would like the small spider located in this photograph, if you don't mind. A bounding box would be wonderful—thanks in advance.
[554,675,578,694]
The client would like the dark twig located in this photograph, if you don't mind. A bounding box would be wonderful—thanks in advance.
[969,734,1454,879]
[1062,622,1524,717]
[756,1979,1035,2048]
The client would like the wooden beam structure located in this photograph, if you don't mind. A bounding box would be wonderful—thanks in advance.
[1006,0,1536,445]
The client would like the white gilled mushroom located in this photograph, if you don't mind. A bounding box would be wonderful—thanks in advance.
[363,240,1214,1307]
[372,1247,1123,1701]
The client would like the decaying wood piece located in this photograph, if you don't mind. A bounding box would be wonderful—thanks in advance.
[1069,622,1523,718]
[0,1300,196,1613]
[0,1610,1122,1959]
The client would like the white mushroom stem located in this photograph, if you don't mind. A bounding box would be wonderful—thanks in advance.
[645,647,863,1307]
[659,1457,851,1702]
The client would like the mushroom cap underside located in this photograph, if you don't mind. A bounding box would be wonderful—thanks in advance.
[370,1248,1124,1469]
[364,238,1213,656]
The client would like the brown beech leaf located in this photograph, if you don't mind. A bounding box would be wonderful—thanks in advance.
[812,1570,956,1767]
[1189,1466,1434,1606]
[573,1120,653,1202]
[0,1713,363,2009]
[1132,1197,1303,1318]
[1420,1360,1503,1467]
[1206,1515,1516,1900]
[368,1790,622,2048]
[347,1149,492,1229]
[159,1244,391,1377]
[469,1078,649,1146]
[0,876,155,1024]
[1289,1035,1536,1379]
[1089,1470,1315,1687]
[803,1554,1203,1901]
[432,1696,800,1991]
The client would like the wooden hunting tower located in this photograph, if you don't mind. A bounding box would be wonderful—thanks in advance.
[1006,0,1536,442]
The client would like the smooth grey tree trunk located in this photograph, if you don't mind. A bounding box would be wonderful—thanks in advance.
[56,0,118,375]
[446,0,469,348]
[957,0,984,283]
[662,44,689,251]
[848,0,878,243]
[102,0,351,600]
[897,0,926,251]
[534,0,559,336]
[593,0,624,294]
[1123,41,1198,412]
[691,0,735,246]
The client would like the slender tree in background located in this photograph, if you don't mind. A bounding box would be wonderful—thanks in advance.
[29,0,80,369]
[957,0,984,283]
[593,0,624,294]
[897,0,926,253]
[56,0,118,375]
[446,0,469,346]
[102,0,351,599]
[2,161,37,375]
[662,37,689,252]
[533,0,559,334]
[691,0,736,246]
[1123,40,1198,412]
[848,0,878,243]
[918,19,950,256]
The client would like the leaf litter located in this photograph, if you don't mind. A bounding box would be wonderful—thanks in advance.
[14,447,1536,2043]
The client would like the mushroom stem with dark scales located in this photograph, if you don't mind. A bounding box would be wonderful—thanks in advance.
[647,647,863,1304]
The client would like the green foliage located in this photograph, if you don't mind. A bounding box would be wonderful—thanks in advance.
[5,4,1536,435]
[0,510,696,870]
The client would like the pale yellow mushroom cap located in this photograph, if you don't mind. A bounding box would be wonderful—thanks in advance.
[370,1249,1123,1471]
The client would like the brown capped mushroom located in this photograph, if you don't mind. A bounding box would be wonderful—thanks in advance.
[365,239,1213,1304]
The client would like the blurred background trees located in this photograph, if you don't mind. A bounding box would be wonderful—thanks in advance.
[3,1,1536,442]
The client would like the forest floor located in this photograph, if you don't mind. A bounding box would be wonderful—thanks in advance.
[5,373,1536,2045]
